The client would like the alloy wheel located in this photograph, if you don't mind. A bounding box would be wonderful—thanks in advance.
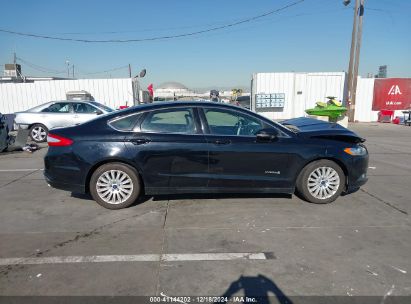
[307,166,340,200]
[96,170,134,205]
[31,126,47,142]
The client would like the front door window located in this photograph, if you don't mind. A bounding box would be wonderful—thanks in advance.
[204,108,263,136]
[73,103,98,114]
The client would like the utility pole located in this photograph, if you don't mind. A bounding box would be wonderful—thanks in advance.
[72,65,75,78]
[13,52,17,77]
[346,0,359,120]
[345,0,365,122]
[128,64,132,78]
[351,0,365,121]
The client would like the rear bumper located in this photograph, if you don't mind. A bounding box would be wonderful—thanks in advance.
[44,169,85,194]
[44,146,89,194]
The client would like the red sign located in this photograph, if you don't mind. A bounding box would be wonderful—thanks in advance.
[372,78,411,110]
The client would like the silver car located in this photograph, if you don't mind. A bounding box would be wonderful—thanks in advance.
[15,100,114,142]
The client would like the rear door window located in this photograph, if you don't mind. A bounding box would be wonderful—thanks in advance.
[109,114,142,131]
[90,102,114,113]
[140,108,195,134]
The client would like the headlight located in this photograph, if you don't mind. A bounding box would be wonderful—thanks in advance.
[344,145,367,156]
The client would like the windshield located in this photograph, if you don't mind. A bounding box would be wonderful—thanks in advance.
[90,102,114,113]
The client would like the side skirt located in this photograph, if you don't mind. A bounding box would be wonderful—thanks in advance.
[145,187,295,196]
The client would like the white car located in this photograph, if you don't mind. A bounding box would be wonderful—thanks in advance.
[15,100,114,142]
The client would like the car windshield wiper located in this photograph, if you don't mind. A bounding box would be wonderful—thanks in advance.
[280,123,300,133]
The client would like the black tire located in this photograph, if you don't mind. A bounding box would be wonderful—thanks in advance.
[89,162,141,210]
[296,159,345,204]
[29,124,48,143]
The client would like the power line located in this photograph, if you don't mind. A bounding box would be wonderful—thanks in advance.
[77,65,129,75]
[44,22,241,36]
[15,55,129,77]
[0,0,305,43]
[16,56,66,74]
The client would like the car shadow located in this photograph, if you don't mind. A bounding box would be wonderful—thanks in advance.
[71,192,152,206]
[70,192,95,201]
[341,187,361,196]
[70,192,154,207]
[219,274,293,304]
[70,192,293,208]
[151,192,292,202]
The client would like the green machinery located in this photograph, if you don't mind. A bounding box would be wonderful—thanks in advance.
[305,96,347,119]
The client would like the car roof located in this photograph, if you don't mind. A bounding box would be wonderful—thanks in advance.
[119,101,252,114]
[51,100,92,103]
[106,100,277,125]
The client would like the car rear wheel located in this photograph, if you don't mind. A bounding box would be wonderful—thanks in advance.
[90,163,141,210]
[296,159,345,204]
[30,124,48,143]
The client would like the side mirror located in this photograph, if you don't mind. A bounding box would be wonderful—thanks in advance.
[256,128,279,142]
[96,110,103,115]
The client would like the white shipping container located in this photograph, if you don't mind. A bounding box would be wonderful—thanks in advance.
[354,77,377,122]
[250,72,404,122]
[0,78,137,114]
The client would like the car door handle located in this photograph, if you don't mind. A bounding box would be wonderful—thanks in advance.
[213,139,231,145]
[129,138,151,145]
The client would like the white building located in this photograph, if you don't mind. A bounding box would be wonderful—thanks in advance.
[154,81,195,99]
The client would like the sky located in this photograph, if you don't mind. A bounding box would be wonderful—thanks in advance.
[0,0,410,90]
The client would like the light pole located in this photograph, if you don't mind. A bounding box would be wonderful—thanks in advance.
[344,0,365,122]
[65,60,70,78]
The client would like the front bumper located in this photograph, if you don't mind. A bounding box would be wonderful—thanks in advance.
[346,153,369,191]
[347,174,368,191]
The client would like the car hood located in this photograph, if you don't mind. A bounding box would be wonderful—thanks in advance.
[280,117,365,143]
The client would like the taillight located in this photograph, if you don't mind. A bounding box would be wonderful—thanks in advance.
[47,134,73,147]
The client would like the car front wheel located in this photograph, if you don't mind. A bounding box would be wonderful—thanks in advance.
[296,160,345,204]
[90,163,141,209]
[30,124,48,143]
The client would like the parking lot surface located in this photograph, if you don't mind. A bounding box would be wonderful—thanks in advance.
[0,123,410,300]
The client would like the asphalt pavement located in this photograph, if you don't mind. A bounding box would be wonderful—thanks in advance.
[0,123,410,302]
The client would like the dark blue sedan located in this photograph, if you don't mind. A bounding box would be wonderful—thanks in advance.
[44,102,368,209]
